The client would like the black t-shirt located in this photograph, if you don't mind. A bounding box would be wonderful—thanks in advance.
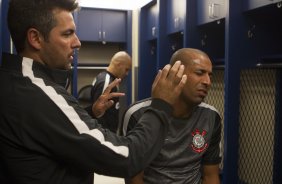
[90,71,119,133]
[122,98,222,184]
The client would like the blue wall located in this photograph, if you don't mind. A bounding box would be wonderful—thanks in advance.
[0,0,2,64]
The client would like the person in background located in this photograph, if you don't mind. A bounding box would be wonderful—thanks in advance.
[121,48,222,184]
[87,51,132,133]
[0,0,187,184]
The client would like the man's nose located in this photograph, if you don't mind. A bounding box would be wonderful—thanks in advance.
[73,33,81,49]
[202,74,211,86]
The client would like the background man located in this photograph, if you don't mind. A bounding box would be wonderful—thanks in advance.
[88,51,132,133]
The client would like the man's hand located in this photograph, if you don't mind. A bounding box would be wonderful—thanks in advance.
[92,78,125,118]
[151,60,187,105]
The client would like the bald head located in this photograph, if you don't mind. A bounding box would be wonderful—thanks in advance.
[110,51,131,64]
[169,48,213,108]
[170,48,211,67]
[107,51,132,79]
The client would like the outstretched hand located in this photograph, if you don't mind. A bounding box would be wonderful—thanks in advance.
[151,60,187,105]
[92,78,125,118]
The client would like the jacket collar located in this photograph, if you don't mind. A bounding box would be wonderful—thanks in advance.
[1,52,71,88]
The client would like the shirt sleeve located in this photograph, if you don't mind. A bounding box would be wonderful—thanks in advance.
[120,98,152,136]
[90,78,104,102]
[202,113,222,165]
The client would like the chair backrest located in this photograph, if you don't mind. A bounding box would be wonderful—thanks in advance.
[77,85,93,108]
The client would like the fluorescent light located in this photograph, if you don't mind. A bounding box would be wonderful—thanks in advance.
[78,0,152,10]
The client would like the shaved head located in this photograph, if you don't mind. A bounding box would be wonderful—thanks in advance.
[170,48,210,67]
[107,51,132,79]
[169,48,213,109]
[111,51,131,65]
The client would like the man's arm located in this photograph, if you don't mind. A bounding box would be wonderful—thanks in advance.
[128,171,144,184]
[57,61,186,177]
[202,164,220,184]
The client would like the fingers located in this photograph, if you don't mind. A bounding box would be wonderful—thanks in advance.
[108,92,125,99]
[159,61,184,82]
[176,64,185,81]
[152,70,162,90]
[175,74,187,92]
[167,60,183,82]
[103,100,114,109]
[103,78,121,94]
[92,97,116,118]
[91,79,123,118]
[151,60,187,105]
[159,64,171,80]
[170,61,187,94]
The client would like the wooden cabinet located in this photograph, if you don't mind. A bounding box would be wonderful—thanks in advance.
[197,0,227,25]
[142,1,159,40]
[242,1,282,65]
[77,8,127,43]
[138,0,159,99]
[244,0,282,11]
[166,0,186,34]
[102,11,127,42]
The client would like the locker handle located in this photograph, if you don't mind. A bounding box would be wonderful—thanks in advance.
[99,31,102,40]
[209,3,220,19]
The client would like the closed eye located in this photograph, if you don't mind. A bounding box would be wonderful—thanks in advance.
[62,29,75,37]
[195,70,213,78]
[195,70,205,75]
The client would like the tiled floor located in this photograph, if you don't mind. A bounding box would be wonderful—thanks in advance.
[94,173,125,184]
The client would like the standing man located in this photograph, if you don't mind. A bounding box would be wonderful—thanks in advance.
[0,0,187,184]
[88,51,132,133]
[121,48,222,184]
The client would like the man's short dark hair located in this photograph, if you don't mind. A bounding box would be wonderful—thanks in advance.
[8,0,79,53]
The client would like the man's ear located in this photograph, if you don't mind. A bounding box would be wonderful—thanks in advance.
[26,28,44,50]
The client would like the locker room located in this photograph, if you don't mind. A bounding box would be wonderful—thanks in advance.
[0,0,281,184]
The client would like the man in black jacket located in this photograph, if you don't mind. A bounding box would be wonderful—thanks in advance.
[0,0,187,184]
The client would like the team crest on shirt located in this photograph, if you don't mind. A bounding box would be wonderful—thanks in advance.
[191,128,208,153]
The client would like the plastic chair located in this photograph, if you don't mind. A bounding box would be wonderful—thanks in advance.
[77,85,93,108]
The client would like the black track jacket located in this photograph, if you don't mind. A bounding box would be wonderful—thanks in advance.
[0,53,171,184]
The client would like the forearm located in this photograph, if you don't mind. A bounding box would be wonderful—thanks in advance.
[128,171,144,184]
[106,98,171,177]
[202,176,220,184]
[202,165,220,184]
[56,98,171,177]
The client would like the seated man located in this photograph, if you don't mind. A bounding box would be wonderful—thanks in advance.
[121,48,222,184]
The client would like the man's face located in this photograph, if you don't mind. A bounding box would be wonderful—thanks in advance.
[118,60,132,79]
[40,9,81,70]
[181,55,212,105]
